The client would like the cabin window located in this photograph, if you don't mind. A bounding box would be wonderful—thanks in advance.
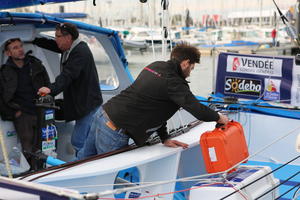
[81,34,119,91]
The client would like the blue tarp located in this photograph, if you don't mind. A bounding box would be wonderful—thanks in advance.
[0,0,84,9]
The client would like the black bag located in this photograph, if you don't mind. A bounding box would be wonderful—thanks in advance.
[54,99,64,121]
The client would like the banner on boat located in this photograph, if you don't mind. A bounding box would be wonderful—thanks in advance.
[215,52,300,105]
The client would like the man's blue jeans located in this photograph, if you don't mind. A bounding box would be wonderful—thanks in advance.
[77,106,129,160]
[71,106,99,154]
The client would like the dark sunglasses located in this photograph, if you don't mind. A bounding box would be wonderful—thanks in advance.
[4,38,21,50]
[56,23,78,40]
[57,23,73,36]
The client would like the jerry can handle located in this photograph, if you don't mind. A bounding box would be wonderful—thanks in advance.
[215,123,225,128]
[215,120,234,130]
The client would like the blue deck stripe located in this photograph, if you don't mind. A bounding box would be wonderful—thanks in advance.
[279,180,300,187]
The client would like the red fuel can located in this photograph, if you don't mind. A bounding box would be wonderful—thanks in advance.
[200,121,249,173]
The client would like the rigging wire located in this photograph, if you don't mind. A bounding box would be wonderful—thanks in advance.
[220,155,300,199]
[21,112,300,198]
[18,119,300,200]
[225,124,300,175]
[255,170,300,199]
[68,178,223,189]
[274,181,300,200]
[293,185,300,200]
[281,183,300,200]
[19,98,300,198]
[251,0,295,104]
[224,178,249,200]
[75,123,300,199]
[93,182,222,200]
[272,0,300,46]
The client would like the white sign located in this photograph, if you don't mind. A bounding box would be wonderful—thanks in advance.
[208,147,217,162]
[226,55,283,77]
[291,64,300,106]
[42,140,56,151]
[264,78,281,101]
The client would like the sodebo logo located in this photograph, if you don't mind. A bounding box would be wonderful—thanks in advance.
[225,77,261,96]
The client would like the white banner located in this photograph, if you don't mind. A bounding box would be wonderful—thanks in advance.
[226,55,283,77]
[291,65,300,106]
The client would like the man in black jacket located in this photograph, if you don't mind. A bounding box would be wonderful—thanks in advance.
[77,42,229,159]
[0,38,50,168]
[37,23,102,154]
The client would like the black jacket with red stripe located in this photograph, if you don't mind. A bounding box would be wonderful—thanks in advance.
[103,59,219,146]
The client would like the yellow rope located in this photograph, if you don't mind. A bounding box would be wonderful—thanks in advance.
[0,129,13,178]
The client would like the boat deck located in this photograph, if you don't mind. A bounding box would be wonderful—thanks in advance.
[246,160,300,200]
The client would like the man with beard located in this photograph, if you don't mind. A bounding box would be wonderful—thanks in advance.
[0,38,50,169]
[77,42,229,159]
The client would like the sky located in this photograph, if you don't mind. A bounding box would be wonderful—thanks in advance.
[15,0,297,27]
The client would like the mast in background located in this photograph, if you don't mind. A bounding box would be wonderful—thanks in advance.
[259,0,263,27]
[297,0,300,39]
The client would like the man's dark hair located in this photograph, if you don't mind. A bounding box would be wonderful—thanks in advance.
[56,22,79,40]
[170,42,200,64]
[4,38,21,51]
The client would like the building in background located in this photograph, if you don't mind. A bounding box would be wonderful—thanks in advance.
[4,0,297,28]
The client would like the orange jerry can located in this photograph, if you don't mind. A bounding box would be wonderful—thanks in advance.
[200,121,249,173]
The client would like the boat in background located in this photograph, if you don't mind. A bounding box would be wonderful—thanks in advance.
[124,26,178,50]
[105,26,148,52]
[176,29,210,46]
[198,26,294,55]
[197,27,261,54]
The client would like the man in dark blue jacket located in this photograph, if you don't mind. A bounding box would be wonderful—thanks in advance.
[77,42,229,159]
[0,38,50,168]
[36,23,102,154]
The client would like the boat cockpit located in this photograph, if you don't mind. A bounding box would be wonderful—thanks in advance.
[0,12,197,176]
[0,13,135,174]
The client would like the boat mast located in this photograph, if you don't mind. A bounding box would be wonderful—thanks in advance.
[297,0,300,38]
[161,0,169,58]
[259,0,263,27]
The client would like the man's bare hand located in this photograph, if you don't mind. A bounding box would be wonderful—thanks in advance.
[217,113,229,125]
[38,87,51,96]
[15,110,22,118]
[163,139,188,149]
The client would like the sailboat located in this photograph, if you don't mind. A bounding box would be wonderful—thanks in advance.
[0,1,300,200]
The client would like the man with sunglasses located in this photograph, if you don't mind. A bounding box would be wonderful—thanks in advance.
[34,23,102,155]
[0,38,50,169]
